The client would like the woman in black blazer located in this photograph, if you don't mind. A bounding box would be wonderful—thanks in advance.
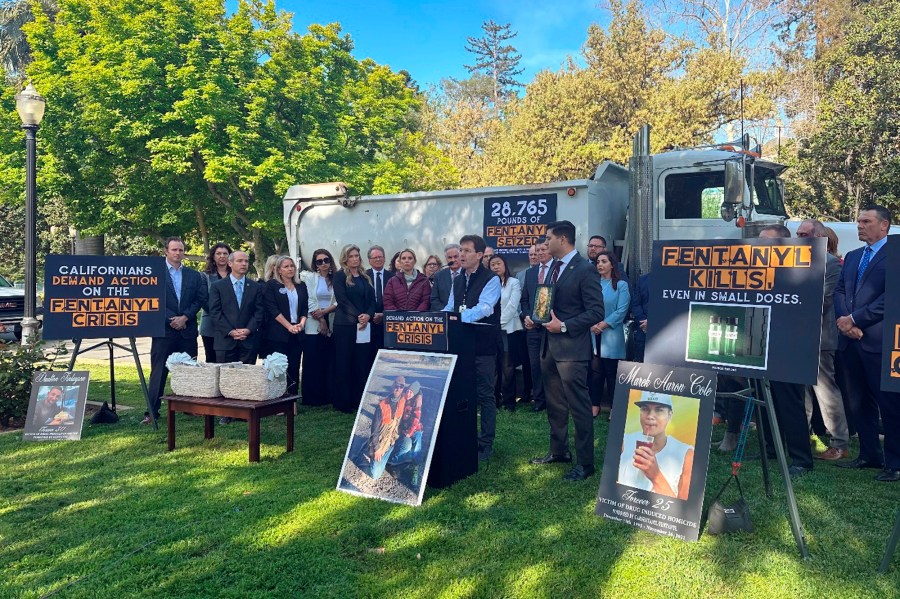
[332,243,376,413]
[262,256,308,395]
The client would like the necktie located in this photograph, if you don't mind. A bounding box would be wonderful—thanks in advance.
[451,270,458,283]
[234,280,243,308]
[375,272,382,305]
[538,264,547,284]
[856,246,872,288]
[550,261,563,284]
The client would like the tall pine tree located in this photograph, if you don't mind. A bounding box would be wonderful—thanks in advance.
[464,20,523,104]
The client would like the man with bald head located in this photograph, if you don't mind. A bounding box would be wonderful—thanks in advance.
[795,218,849,460]
[209,250,264,365]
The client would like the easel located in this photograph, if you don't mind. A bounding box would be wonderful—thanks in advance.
[881,508,900,573]
[717,378,809,559]
[67,338,154,430]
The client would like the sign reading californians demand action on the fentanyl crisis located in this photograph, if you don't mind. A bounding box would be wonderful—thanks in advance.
[483,193,557,256]
[645,238,826,385]
[595,361,716,542]
[43,255,167,340]
[881,236,900,392]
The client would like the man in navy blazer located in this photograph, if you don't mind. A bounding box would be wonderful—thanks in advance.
[209,250,264,365]
[834,204,899,481]
[144,237,208,424]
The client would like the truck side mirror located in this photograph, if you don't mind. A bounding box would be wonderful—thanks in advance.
[724,160,744,205]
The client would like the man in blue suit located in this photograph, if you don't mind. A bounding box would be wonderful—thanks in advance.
[834,204,899,482]
[144,237,208,424]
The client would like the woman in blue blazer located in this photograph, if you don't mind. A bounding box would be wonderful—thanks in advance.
[590,250,631,417]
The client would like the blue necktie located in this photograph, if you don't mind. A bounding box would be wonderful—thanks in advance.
[855,246,872,288]
[234,280,243,308]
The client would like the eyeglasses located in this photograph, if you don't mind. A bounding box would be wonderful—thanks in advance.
[315,257,331,266]
[425,262,439,268]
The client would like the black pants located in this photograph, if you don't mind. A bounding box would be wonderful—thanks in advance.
[302,333,334,406]
[267,335,304,396]
[148,335,198,417]
[216,338,257,366]
[763,380,814,469]
[333,324,372,414]
[841,343,900,469]
[201,335,216,363]
[589,355,619,408]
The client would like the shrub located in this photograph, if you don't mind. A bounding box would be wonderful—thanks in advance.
[0,340,67,426]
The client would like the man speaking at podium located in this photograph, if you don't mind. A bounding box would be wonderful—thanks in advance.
[443,234,501,463]
[525,221,603,481]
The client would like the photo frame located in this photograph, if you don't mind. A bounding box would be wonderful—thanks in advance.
[531,284,554,324]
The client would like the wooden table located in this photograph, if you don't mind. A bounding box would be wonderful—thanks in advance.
[164,394,298,462]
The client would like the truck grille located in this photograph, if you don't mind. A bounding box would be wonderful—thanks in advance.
[0,297,24,312]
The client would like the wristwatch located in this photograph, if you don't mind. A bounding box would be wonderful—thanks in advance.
[560,321,567,333]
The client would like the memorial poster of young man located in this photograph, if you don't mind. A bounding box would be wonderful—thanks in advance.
[24,371,91,441]
[483,193,557,256]
[383,311,449,352]
[43,255,167,340]
[645,238,826,385]
[881,236,900,392]
[595,362,716,542]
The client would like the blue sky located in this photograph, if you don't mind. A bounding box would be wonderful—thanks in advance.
[277,0,609,88]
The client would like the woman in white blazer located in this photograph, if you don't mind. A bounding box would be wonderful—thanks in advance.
[490,255,524,411]
[299,249,338,406]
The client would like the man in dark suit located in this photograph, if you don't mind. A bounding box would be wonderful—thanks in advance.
[630,272,650,362]
[519,239,553,411]
[429,243,462,311]
[834,204,899,482]
[526,221,604,481]
[367,245,388,357]
[209,250,264,365]
[796,218,849,461]
[143,237,208,424]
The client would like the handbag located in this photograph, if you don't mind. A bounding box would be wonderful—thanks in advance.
[707,474,753,535]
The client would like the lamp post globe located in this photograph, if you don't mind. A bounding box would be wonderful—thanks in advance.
[15,83,46,345]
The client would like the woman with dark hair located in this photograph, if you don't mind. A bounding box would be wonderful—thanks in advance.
[490,255,524,411]
[262,255,308,395]
[590,250,631,418]
[199,243,232,362]
[383,248,431,311]
[423,255,442,286]
[332,244,376,413]
[300,249,337,406]
[388,251,402,274]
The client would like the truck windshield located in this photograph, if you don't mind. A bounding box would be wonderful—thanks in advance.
[750,165,787,217]
[0,274,11,287]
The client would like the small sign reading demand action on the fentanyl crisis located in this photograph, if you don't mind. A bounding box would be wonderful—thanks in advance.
[42,255,167,340]
[595,361,716,542]
[383,311,449,352]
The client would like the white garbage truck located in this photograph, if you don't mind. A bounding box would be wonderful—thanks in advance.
[282,127,837,276]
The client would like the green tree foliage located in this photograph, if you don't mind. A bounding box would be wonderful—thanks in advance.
[787,0,900,220]
[464,20,523,105]
[20,0,454,269]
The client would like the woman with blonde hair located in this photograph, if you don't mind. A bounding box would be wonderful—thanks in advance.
[332,244,376,413]
[262,255,308,395]
[299,248,337,406]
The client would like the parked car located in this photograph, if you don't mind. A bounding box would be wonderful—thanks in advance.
[0,274,26,340]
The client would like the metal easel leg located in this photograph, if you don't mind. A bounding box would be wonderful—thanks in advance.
[67,339,82,371]
[108,339,116,412]
[754,403,773,498]
[759,378,809,560]
[129,337,155,431]
[880,508,900,573]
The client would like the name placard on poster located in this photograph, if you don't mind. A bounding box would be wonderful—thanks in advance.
[383,311,449,352]
[595,361,716,542]
[483,193,557,256]
[881,236,900,392]
[24,371,91,441]
[43,255,167,340]
[645,238,826,385]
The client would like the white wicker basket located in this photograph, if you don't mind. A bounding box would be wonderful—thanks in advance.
[169,362,227,398]
[218,363,287,401]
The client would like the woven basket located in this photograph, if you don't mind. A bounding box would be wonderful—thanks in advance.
[169,362,227,398]
[218,363,287,401]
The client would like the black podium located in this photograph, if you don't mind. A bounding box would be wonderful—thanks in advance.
[383,315,478,489]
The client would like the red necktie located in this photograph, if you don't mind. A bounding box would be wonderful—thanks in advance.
[550,261,562,284]
[538,264,547,284]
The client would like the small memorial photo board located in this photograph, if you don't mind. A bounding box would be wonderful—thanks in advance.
[595,361,716,542]
[383,311,449,352]
[24,371,91,441]
[337,350,457,506]
[531,284,554,324]
[881,236,900,393]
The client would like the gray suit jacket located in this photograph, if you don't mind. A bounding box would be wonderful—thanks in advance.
[542,253,604,362]
[430,267,458,311]
[820,253,840,352]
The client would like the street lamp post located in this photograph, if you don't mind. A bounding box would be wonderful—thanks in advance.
[15,83,46,346]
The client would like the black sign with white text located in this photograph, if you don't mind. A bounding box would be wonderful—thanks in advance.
[595,362,716,542]
[645,238,826,385]
[881,236,900,392]
[483,193,557,255]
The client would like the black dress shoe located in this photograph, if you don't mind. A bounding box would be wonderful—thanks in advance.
[530,452,572,465]
[788,465,812,480]
[563,464,595,481]
[875,468,900,482]
[532,402,546,412]
[833,457,884,470]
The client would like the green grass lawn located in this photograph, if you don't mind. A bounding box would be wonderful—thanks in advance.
[1,363,898,598]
